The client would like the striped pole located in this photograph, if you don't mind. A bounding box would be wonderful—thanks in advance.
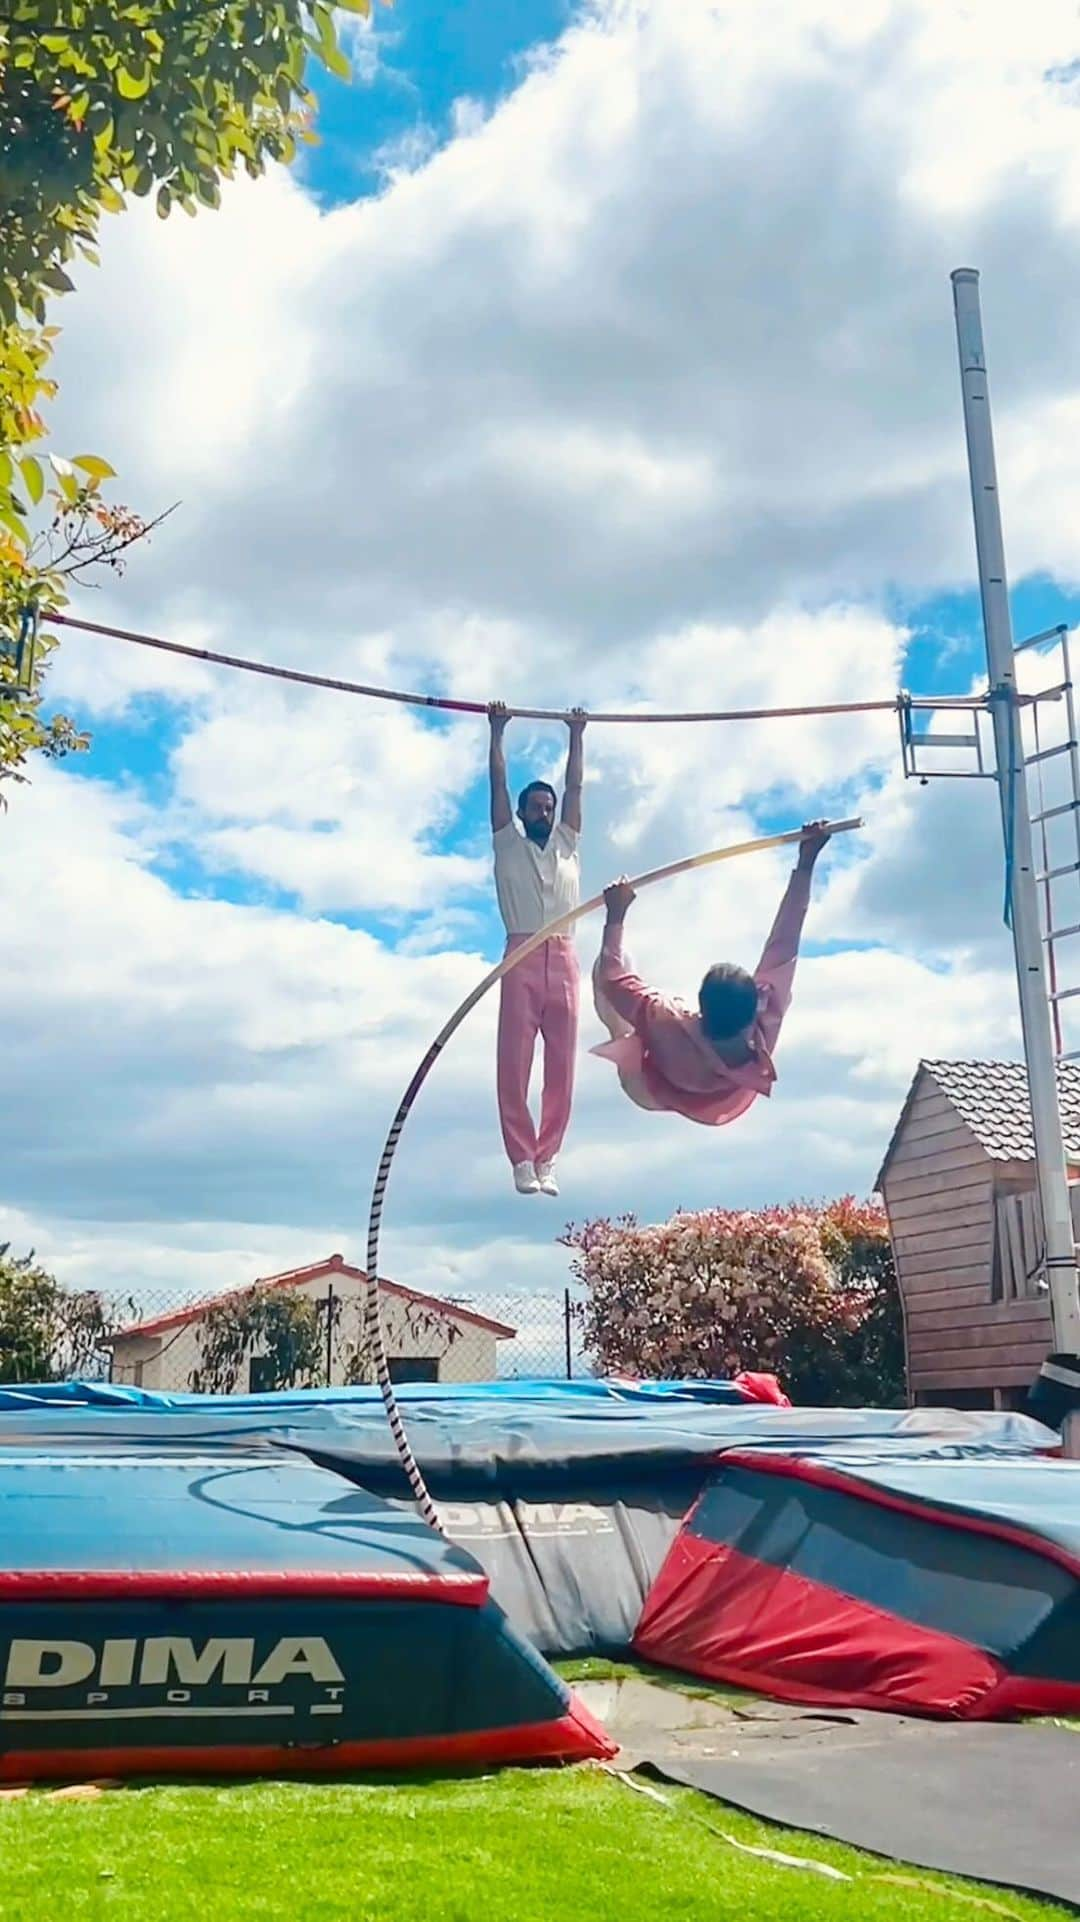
[42,612,990,728]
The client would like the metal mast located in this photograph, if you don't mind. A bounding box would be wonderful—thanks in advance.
[951,269,1080,1378]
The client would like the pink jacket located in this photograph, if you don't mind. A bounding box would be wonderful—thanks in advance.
[591,866,812,1126]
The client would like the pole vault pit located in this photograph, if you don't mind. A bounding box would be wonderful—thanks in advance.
[0,1446,612,1782]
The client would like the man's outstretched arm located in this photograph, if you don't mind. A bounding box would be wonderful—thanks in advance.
[488,702,512,833]
[561,708,587,832]
[755,822,832,1049]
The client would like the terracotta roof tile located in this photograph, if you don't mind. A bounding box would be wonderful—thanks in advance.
[109,1255,517,1344]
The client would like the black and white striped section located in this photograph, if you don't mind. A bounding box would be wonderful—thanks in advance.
[366,1044,446,1533]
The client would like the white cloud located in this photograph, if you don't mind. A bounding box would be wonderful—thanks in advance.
[1,762,1021,1323]
[12,0,1080,1317]
[44,0,1080,665]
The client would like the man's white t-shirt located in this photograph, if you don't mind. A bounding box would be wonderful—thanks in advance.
[493,821,581,935]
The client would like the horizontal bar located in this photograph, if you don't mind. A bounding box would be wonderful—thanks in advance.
[1050,987,1080,1003]
[901,769,993,782]
[907,732,980,750]
[1026,741,1078,766]
[1015,623,1069,654]
[1031,801,1080,824]
[42,613,995,727]
[1046,924,1080,943]
[905,696,988,710]
[1059,1049,1080,1062]
[1036,862,1080,883]
[1027,681,1070,704]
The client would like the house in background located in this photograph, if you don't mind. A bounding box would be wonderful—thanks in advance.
[106,1253,517,1394]
[878,1060,1080,1409]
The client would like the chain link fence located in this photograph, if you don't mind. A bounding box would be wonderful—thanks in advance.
[51,1282,592,1391]
[448,1290,590,1379]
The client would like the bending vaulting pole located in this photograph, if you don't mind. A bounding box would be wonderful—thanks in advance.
[365,816,862,1531]
[41,611,987,727]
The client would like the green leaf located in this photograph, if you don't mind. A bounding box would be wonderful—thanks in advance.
[0,506,29,547]
[322,42,350,80]
[156,184,172,219]
[0,453,13,490]
[18,456,44,506]
[117,64,151,100]
[41,267,76,295]
[71,455,116,482]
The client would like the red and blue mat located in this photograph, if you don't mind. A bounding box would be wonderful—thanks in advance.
[0,1381,1074,1779]
[634,1450,1080,1718]
[0,1381,1056,1662]
[0,1445,612,1781]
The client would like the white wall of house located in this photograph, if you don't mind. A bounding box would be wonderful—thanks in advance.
[109,1274,500,1392]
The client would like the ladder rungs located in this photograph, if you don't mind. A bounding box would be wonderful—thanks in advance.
[1026,741,1078,766]
[1036,862,1080,883]
[1050,986,1080,1003]
[909,733,980,750]
[1046,923,1080,944]
[1059,1049,1080,1062]
[1032,800,1080,825]
[1016,623,1069,654]
[1028,681,1070,704]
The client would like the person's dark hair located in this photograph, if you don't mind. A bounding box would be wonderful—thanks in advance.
[698,963,759,1042]
[517,779,557,814]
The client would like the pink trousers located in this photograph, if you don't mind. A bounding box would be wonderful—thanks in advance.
[497,935,580,1167]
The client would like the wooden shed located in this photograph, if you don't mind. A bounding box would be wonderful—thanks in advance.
[877,1060,1080,1409]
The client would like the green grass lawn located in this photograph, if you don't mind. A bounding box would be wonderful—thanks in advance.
[0,1766,1069,1922]
[556,1652,756,1705]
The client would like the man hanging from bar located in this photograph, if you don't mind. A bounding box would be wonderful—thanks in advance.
[488,701,586,1195]
[590,822,833,1124]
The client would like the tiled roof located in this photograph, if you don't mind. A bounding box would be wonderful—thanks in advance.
[109,1255,517,1345]
[878,1060,1080,1187]
[922,1060,1080,1162]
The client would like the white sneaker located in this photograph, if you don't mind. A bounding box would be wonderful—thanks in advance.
[513,1161,541,1195]
[535,1161,560,1197]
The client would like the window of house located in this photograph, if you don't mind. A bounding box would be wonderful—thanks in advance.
[248,1355,276,1393]
[388,1357,439,1384]
[991,1185,1046,1304]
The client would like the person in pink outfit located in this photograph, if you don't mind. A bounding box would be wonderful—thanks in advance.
[489,701,587,1196]
[591,823,833,1125]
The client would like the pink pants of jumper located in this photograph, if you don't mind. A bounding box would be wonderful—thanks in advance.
[496,935,580,1168]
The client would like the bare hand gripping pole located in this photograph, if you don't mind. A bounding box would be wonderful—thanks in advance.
[364,816,862,1531]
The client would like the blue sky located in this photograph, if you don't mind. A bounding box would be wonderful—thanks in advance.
[55,0,584,938]
[9,0,1080,1316]
[48,0,1080,951]
[54,0,1080,947]
[66,575,1080,956]
[305,0,574,203]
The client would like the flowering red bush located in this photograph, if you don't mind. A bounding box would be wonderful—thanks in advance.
[563,1198,904,1407]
